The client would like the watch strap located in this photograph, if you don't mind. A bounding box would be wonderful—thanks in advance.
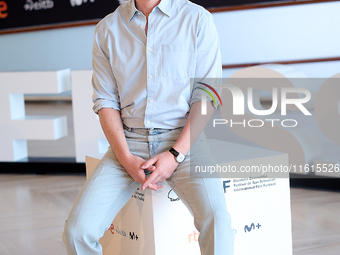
[169,147,185,163]
[169,147,179,157]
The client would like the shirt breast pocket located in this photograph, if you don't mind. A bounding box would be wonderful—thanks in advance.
[161,44,195,80]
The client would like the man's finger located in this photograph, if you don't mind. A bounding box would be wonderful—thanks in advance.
[141,173,158,191]
[147,165,156,171]
[147,183,159,191]
[152,176,163,186]
[141,157,157,169]
[148,184,163,191]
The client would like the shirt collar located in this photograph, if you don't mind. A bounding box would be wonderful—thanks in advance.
[157,0,171,18]
[124,0,171,22]
[125,0,139,22]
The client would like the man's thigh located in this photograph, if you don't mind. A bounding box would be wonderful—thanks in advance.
[155,132,228,220]
[66,148,139,234]
[166,155,227,229]
[162,135,234,254]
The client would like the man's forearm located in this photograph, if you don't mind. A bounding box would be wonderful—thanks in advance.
[140,101,215,189]
[172,101,215,155]
[98,108,131,163]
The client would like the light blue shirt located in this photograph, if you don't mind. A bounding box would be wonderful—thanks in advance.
[92,0,222,129]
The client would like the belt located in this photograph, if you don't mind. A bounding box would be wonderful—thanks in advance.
[123,124,181,136]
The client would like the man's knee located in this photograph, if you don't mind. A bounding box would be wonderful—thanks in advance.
[197,206,232,231]
[62,219,77,249]
[62,218,93,252]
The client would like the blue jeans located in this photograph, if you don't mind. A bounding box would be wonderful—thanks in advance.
[62,127,234,255]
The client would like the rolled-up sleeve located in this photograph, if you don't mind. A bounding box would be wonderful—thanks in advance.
[190,11,222,109]
[92,25,121,114]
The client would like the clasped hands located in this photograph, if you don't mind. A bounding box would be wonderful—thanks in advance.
[120,151,179,192]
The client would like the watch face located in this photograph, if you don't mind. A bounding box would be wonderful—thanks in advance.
[177,153,185,163]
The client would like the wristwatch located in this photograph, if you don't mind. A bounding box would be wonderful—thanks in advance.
[169,147,186,163]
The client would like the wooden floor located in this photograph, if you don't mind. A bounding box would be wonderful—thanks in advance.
[0,174,83,255]
[290,187,340,255]
[0,174,339,255]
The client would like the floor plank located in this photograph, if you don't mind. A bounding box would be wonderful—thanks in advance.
[0,175,84,255]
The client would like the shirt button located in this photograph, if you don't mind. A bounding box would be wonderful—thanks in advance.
[146,121,150,125]
[149,99,153,103]
[149,75,153,79]
[148,48,152,52]
[139,25,144,29]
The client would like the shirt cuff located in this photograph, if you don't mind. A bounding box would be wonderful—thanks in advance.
[92,99,121,114]
[190,86,222,110]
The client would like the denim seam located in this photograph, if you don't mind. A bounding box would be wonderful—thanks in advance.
[97,178,135,233]
[202,178,216,255]
[71,167,134,253]
[152,136,160,152]
[70,165,106,253]
[167,179,199,228]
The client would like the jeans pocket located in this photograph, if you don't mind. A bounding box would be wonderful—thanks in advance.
[161,44,195,80]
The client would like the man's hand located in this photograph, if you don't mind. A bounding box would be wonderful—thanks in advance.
[140,151,179,191]
[119,154,162,191]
